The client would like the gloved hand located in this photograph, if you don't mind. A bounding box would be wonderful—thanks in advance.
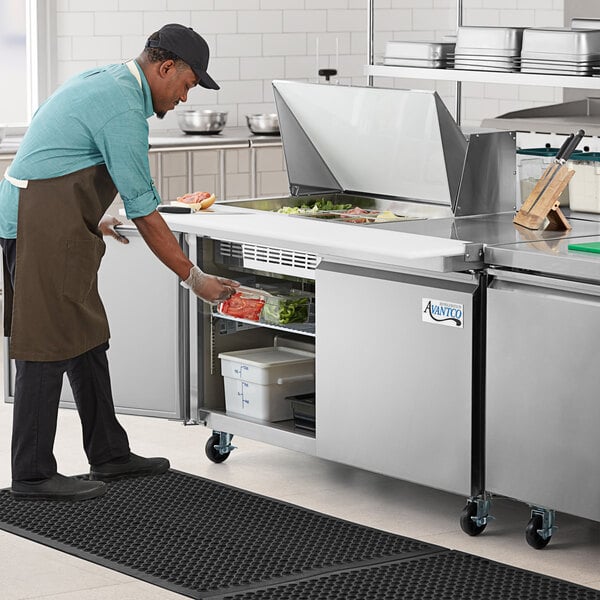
[182,265,239,303]
[98,214,129,244]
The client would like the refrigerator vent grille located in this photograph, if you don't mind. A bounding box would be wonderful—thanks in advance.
[242,243,319,279]
[216,241,244,261]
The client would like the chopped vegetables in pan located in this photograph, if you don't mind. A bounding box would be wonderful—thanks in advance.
[262,296,310,325]
[276,198,352,214]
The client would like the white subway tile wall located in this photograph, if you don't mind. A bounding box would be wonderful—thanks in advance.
[55,0,565,200]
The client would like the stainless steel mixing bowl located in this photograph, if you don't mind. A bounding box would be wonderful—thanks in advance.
[177,110,228,134]
[246,113,280,135]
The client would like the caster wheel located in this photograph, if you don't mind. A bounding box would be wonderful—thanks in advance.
[205,433,231,463]
[525,515,551,549]
[460,502,487,536]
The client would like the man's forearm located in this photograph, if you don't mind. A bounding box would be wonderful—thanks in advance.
[132,210,193,280]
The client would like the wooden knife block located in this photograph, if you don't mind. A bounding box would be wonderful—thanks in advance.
[513,164,574,231]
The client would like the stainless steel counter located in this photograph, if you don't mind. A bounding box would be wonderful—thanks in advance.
[0,128,282,200]
[485,234,600,282]
[371,211,600,280]
[0,136,22,158]
[372,210,600,244]
[0,127,281,156]
[148,127,281,151]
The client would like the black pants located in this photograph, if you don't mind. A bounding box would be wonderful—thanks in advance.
[1,238,130,481]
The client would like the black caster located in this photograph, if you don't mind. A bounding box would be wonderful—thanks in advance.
[460,501,488,536]
[525,513,553,549]
[205,432,234,463]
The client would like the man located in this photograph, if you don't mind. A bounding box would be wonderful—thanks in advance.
[0,24,238,501]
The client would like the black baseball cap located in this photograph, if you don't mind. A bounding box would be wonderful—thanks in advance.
[146,24,219,90]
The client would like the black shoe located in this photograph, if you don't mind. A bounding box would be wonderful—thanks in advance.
[89,452,170,481]
[11,473,107,501]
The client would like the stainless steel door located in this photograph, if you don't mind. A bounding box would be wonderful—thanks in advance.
[60,229,186,419]
[486,269,600,521]
[315,262,480,496]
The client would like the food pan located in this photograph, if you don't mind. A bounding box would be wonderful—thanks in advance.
[382,57,449,68]
[521,28,600,61]
[454,62,518,73]
[571,18,600,30]
[454,55,519,68]
[520,63,594,76]
[384,41,455,61]
[260,291,312,326]
[456,26,524,56]
[217,286,271,322]
[519,56,600,65]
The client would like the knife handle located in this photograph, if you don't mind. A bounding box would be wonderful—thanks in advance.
[554,133,574,162]
[559,129,585,163]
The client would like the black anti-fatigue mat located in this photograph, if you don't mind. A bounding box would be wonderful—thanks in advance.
[0,469,440,598]
[212,551,600,600]
[1,470,598,600]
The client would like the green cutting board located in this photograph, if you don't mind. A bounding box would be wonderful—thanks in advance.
[567,242,600,254]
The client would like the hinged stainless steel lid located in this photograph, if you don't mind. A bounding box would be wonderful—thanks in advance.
[272,80,468,207]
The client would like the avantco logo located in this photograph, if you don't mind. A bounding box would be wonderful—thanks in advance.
[422,298,464,328]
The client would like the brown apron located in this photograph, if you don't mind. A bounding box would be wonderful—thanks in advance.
[5,165,117,361]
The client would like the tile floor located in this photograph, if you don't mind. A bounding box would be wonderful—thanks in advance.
[0,358,599,599]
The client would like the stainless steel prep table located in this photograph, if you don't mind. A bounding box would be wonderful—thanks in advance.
[164,83,600,550]
[168,82,519,525]
[483,233,600,547]
[169,205,600,547]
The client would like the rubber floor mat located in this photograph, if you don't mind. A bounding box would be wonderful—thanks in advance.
[210,552,600,600]
[0,469,441,599]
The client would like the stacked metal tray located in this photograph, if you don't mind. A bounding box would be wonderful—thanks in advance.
[452,26,523,72]
[520,28,600,75]
[382,41,455,68]
[570,18,600,30]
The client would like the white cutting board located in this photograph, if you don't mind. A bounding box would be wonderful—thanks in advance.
[163,211,470,269]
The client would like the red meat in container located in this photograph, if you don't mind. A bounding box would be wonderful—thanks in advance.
[218,292,265,321]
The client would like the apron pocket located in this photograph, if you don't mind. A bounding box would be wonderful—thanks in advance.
[63,238,106,303]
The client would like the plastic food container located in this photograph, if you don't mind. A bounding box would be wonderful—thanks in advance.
[567,153,600,213]
[219,346,315,421]
[260,290,313,326]
[516,148,579,207]
[217,287,268,321]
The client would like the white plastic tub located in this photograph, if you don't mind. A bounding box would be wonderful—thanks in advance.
[219,346,315,422]
[567,154,600,213]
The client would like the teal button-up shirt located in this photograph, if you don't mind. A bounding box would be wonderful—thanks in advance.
[0,61,160,239]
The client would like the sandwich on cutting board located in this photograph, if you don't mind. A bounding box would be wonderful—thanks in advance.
[171,191,216,211]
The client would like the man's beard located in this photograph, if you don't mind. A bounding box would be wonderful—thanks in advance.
[156,111,166,119]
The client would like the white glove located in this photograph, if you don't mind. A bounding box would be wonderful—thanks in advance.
[98,214,129,244]
[182,265,239,303]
